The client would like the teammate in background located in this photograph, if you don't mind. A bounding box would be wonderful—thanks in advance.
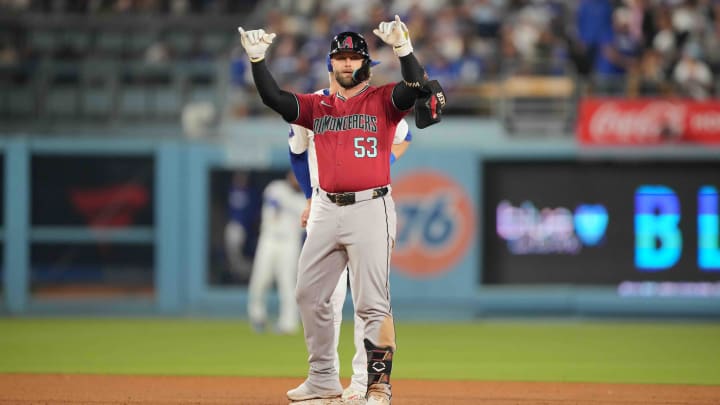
[239,16,431,404]
[246,171,307,334]
[288,56,412,401]
[224,171,257,280]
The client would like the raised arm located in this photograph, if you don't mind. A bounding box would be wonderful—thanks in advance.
[374,16,446,127]
[238,27,298,122]
[373,15,427,110]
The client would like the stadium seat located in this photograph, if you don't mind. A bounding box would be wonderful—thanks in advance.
[94,30,127,57]
[28,29,57,56]
[500,75,576,135]
[42,61,81,118]
[0,62,36,118]
[80,59,118,120]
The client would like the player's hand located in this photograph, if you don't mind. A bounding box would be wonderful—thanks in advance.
[373,15,413,57]
[300,199,311,228]
[237,27,276,62]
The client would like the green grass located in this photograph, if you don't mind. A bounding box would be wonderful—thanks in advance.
[0,319,719,385]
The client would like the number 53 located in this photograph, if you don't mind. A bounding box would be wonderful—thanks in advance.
[354,137,377,158]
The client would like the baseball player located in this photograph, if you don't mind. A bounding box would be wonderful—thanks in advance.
[247,171,307,334]
[288,57,412,401]
[224,171,258,279]
[238,15,432,405]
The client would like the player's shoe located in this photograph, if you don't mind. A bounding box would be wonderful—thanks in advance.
[366,383,391,405]
[341,387,366,400]
[286,381,342,402]
[287,399,344,405]
[366,393,391,405]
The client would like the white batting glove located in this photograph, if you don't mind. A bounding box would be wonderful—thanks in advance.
[237,27,277,62]
[373,15,413,57]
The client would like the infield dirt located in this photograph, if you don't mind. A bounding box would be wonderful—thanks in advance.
[0,374,719,404]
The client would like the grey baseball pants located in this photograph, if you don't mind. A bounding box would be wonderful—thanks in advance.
[296,185,397,391]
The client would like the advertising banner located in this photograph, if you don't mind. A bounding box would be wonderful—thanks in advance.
[578,99,720,145]
[483,160,720,286]
[387,149,479,300]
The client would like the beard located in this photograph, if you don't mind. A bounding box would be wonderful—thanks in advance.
[334,70,358,89]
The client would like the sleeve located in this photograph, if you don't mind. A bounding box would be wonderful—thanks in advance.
[390,53,427,111]
[289,148,313,199]
[288,124,310,154]
[292,93,319,130]
[393,119,411,144]
[250,60,299,122]
[379,83,409,125]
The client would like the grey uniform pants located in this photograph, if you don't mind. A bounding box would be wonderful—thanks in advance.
[296,186,397,390]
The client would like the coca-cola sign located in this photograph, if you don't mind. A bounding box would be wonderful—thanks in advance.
[578,99,720,145]
[688,103,720,142]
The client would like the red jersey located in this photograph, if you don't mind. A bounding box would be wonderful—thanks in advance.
[293,83,408,193]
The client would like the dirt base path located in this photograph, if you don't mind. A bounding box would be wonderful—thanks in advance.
[0,374,718,404]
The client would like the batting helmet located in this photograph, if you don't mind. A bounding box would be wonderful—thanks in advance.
[329,32,372,85]
[329,32,370,59]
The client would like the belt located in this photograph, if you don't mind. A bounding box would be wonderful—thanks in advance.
[326,187,389,206]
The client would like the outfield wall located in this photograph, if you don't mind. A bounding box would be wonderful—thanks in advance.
[1,119,720,318]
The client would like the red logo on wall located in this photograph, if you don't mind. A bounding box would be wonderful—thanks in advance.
[70,184,149,228]
[392,171,475,277]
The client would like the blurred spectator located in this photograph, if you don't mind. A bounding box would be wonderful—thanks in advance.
[500,0,569,75]
[0,38,19,65]
[464,0,504,38]
[397,4,429,50]
[0,0,30,11]
[673,40,714,99]
[144,40,171,64]
[268,36,310,93]
[572,0,614,77]
[714,0,720,37]
[636,48,669,96]
[652,5,679,61]
[321,0,379,26]
[227,45,249,117]
[391,0,446,15]
[168,0,189,15]
[327,7,363,35]
[223,171,258,279]
[592,7,642,95]
[424,48,463,90]
[623,0,656,47]
[428,6,467,82]
[671,0,703,38]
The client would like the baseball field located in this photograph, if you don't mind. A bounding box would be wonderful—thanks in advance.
[1,318,719,404]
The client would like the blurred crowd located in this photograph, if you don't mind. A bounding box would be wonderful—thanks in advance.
[1,0,719,121]
[0,0,261,14]
[229,0,720,116]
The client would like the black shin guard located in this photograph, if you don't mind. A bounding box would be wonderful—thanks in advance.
[364,338,394,386]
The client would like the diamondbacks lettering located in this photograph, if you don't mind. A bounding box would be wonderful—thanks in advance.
[313,114,378,134]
